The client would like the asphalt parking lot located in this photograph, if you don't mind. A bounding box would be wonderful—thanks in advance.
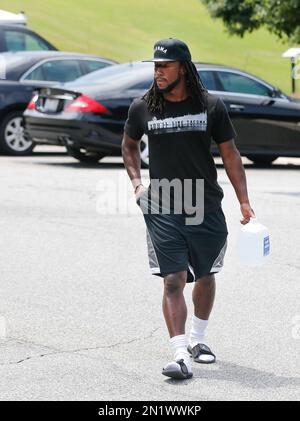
[0,146,299,401]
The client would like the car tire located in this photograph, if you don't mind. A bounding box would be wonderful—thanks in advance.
[246,155,278,165]
[0,111,34,155]
[140,134,149,169]
[66,146,106,163]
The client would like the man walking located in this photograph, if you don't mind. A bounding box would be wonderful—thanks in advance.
[122,38,255,380]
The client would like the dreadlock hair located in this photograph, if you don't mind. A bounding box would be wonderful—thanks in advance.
[143,61,208,116]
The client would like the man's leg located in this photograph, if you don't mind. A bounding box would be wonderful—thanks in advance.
[188,274,216,363]
[192,274,216,320]
[161,271,192,379]
[162,271,187,337]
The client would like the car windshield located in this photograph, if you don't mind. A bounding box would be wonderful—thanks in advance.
[65,62,154,89]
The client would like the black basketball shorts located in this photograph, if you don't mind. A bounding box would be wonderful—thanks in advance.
[141,207,228,283]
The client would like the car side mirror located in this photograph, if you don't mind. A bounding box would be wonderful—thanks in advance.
[269,88,280,98]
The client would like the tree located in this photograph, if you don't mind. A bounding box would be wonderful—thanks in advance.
[201,0,300,43]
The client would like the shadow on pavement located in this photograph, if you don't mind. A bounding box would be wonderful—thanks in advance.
[31,152,67,156]
[27,161,300,171]
[32,161,125,170]
[164,360,300,390]
[215,163,300,171]
[3,153,300,171]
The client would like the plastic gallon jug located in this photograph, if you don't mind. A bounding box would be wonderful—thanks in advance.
[238,217,270,266]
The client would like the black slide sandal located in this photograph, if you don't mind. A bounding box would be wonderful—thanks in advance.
[187,343,216,364]
[162,359,193,379]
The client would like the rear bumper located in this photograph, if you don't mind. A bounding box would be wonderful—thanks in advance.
[24,113,124,154]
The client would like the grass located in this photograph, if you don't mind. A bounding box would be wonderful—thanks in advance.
[1,0,299,94]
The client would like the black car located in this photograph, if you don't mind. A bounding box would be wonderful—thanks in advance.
[0,51,116,155]
[24,61,300,165]
[0,24,57,52]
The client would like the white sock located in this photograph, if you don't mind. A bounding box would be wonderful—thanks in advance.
[169,334,191,372]
[189,316,208,348]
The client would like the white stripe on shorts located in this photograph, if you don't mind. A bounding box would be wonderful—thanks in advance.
[210,239,227,272]
[146,228,161,274]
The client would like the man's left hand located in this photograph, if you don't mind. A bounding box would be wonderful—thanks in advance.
[240,203,255,225]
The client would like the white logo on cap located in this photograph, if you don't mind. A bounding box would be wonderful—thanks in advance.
[155,46,167,54]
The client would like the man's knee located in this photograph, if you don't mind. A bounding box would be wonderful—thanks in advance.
[195,273,215,286]
[164,271,187,295]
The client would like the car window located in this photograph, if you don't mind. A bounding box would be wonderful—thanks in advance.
[217,71,271,96]
[198,70,217,90]
[24,64,44,80]
[84,60,111,73]
[24,60,83,82]
[4,30,51,51]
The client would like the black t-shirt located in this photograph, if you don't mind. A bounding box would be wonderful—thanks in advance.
[124,92,237,212]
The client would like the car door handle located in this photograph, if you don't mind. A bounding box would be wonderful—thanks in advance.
[229,104,245,111]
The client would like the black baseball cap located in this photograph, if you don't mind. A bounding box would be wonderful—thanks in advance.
[143,38,192,62]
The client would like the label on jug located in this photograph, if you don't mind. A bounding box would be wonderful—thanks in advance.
[263,236,270,256]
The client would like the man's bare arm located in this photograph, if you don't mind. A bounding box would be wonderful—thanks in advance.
[121,133,145,194]
[218,139,255,224]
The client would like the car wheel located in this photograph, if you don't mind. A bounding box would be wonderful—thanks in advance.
[0,111,34,155]
[246,155,278,165]
[66,146,106,163]
[140,134,149,168]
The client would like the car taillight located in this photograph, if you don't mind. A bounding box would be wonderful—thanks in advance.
[27,94,38,110]
[64,95,109,113]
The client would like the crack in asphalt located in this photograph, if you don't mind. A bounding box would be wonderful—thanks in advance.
[2,327,160,365]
